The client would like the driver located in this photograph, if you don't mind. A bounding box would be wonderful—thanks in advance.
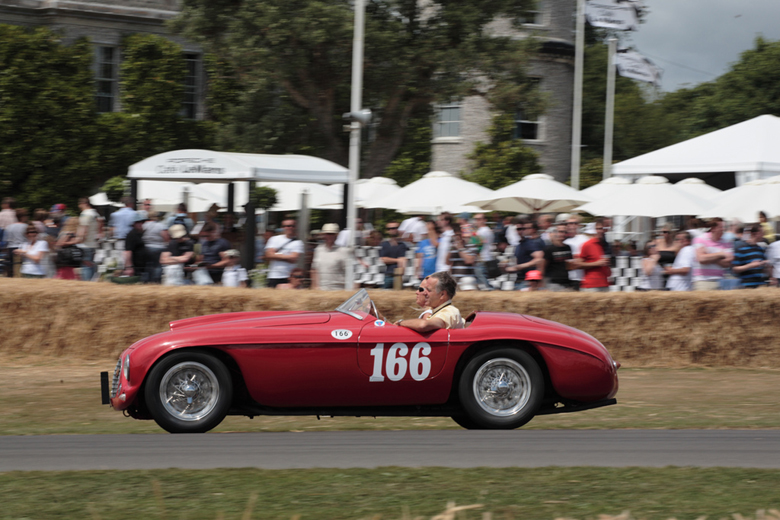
[395,271,464,331]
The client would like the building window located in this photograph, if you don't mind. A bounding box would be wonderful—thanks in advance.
[433,104,461,138]
[181,53,200,119]
[95,46,117,113]
[519,1,545,25]
[514,108,541,140]
[519,10,543,25]
[514,78,542,141]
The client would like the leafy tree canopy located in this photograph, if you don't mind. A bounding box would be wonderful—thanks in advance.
[250,186,279,211]
[100,176,127,203]
[659,36,780,138]
[0,25,100,208]
[94,34,216,181]
[172,0,542,178]
[0,27,214,209]
[463,114,541,190]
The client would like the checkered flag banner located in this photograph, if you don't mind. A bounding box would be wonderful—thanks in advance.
[616,48,663,87]
[585,0,642,31]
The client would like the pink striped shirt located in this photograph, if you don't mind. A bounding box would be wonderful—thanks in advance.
[692,233,732,281]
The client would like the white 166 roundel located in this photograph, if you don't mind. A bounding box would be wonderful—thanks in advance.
[331,329,353,340]
[369,343,432,382]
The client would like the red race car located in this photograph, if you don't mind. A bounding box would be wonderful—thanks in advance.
[101,289,619,433]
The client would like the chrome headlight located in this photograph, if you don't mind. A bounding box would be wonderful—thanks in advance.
[123,354,131,382]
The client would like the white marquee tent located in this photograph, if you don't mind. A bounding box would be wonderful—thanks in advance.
[612,115,780,187]
[128,149,349,184]
[125,149,351,269]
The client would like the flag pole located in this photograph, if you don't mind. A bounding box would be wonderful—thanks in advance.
[570,0,586,190]
[603,38,617,180]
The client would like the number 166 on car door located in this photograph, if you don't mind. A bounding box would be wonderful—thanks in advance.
[369,343,432,382]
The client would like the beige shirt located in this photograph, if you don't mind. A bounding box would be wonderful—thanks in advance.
[312,243,350,290]
[79,208,99,248]
[428,300,464,329]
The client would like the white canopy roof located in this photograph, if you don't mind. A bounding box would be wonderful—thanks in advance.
[366,171,494,215]
[675,177,722,200]
[612,115,780,185]
[580,176,632,201]
[468,173,592,213]
[128,149,350,184]
[575,175,710,218]
[322,177,398,208]
[699,176,780,222]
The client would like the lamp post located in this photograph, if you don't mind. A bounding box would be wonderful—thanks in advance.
[344,0,368,290]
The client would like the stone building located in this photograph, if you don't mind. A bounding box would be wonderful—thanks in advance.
[0,0,204,118]
[1,0,574,181]
[431,0,574,183]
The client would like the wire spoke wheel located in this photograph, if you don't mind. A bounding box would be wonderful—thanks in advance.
[145,351,232,434]
[472,357,531,417]
[160,362,220,421]
[458,348,543,429]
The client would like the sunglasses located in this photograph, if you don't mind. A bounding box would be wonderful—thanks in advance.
[417,286,428,293]
[386,227,399,230]
[283,224,295,227]
[291,275,304,279]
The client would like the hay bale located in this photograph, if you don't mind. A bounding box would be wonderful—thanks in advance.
[2,279,779,367]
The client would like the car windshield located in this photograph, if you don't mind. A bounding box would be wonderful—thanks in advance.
[336,289,372,320]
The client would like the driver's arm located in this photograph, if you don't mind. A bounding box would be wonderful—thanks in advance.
[396,316,446,332]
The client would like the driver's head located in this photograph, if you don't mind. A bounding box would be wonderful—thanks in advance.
[421,272,456,308]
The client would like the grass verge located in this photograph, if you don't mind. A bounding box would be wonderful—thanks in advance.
[0,357,780,435]
[1,467,779,520]
[2,357,780,434]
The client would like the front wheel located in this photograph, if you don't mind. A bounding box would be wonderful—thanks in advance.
[457,348,543,429]
[144,351,233,434]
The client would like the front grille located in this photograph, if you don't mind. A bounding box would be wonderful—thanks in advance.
[111,359,122,398]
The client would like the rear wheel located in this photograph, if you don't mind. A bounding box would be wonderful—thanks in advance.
[457,348,543,429]
[144,351,232,434]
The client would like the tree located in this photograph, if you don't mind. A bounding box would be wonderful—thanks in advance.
[0,27,215,208]
[250,186,278,211]
[382,106,433,187]
[94,34,216,181]
[0,26,102,208]
[101,176,127,203]
[463,114,541,190]
[172,0,541,178]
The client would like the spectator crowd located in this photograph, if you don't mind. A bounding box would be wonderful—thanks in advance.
[2,194,779,292]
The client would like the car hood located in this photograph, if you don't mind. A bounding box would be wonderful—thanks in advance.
[169,311,331,331]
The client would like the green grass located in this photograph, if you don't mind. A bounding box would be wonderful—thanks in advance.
[1,467,779,520]
[2,363,780,435]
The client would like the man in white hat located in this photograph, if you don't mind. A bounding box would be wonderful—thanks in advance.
[311,223,351,290]
[221,249,248,288]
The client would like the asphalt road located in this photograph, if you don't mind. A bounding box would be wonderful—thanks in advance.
[2,430,779,471]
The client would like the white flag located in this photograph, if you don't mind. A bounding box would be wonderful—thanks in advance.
[585,0,641,31]
[615,49,663,87]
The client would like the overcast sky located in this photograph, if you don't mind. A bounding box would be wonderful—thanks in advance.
[625,0,780,92]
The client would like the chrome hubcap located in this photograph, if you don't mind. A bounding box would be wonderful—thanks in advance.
[473,357,531,417]
[160,361,219,421]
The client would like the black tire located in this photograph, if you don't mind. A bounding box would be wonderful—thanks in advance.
[457,348,543,429]
[144,351,233,434]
